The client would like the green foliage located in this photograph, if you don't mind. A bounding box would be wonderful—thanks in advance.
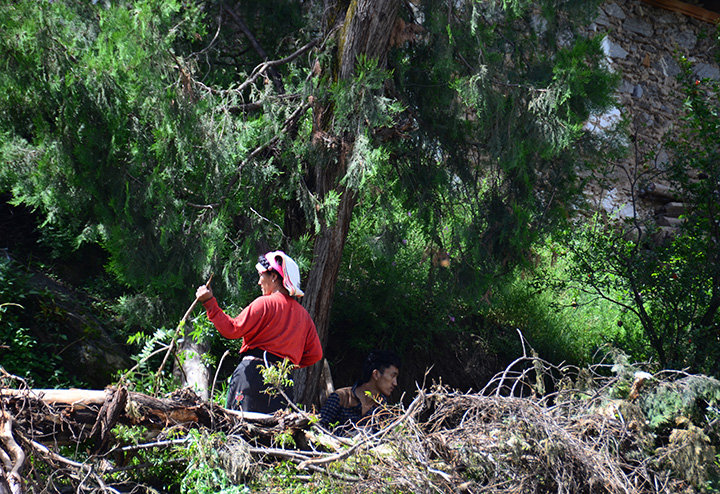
[107,427,253,492]
[259,358,296,397]
[121,326,177,394]
[390,0,618,300]
[0,0,262,320]
[0,0,619,403]
[530,234,649,364]
[329,55,402,136]
[0,258,39,379]
[330,193,457,356]
[641,375,720,432]
[174,430,251,494]
[107,425,186,491]
[0,256,84,386]
[253,461,336,494]
[550,54,720,373]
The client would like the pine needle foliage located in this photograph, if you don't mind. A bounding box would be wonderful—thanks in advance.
[0,1,270,318]
[0,0,620,389]
[389,0,617,299]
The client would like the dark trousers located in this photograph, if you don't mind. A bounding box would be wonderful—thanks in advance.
[226,353,292,413]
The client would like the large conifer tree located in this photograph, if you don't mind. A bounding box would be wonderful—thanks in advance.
[0,0,616,403]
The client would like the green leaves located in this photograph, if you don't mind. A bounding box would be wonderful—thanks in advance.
[0,1,244,316]
[390,0,615,296]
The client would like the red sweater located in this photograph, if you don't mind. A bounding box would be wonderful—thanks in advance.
[203,291,322,367]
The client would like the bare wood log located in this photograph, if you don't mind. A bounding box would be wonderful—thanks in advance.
[638,181,680,202]
[656,215,683,228]
[1,387,312,447]
[0,446,12,475]
[0,412,24,494]
[89,386,128,453]
[640,0,720,24]
[654,202,686,218]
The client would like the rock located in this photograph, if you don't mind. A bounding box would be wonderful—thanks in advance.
[600,188,620,214]
[603,38,628,59]
[655,55,681,78]
[617,203,635,219]
[655,12,676,24]
[675,31,697,51]
[530,13,548,34]
[693,63,720,81]
[603,3,626,20]
[623,18,653,37]
[619,79,634,93]
[557,28,574,48]
[594,9,611,27]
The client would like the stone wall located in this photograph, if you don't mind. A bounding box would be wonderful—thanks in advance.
[584,0,719,223]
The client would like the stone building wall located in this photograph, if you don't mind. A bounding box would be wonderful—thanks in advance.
[584,0,719,225]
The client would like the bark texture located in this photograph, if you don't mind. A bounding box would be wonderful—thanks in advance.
[296,0,401,406]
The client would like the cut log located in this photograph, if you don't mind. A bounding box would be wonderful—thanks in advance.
[639,181,679,202]
[656,215,683,228]
[640,0,720,24]
[654,202,686,218]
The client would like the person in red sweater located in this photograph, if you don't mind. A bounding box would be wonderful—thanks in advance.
[195,251,322,413]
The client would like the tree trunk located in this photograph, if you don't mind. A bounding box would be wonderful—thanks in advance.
[295,0,400,406]
[177,335,211,402]
[172,293,212,401]
[296,186,357,405]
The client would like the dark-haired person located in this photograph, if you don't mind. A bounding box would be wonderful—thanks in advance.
[319,350,400,433]
[195,251,322,413]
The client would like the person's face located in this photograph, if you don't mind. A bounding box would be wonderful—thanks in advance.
[372,365,399,398]
[258,271,277,296]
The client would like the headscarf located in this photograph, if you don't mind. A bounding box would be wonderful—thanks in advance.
[255,250,305,297]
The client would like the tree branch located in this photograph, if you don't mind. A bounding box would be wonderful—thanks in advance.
[297,391,425,469]
[223,4,285,93]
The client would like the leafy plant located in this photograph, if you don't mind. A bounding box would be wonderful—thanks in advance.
[549,53,720,373]
[174,430,251,494]
[0,257,84,386]
[641,375,720,432]
[259,358,296,399]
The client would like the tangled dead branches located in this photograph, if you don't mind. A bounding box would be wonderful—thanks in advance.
[1,350,719,493]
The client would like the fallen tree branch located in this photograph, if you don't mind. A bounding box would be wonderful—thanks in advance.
[297,390,426,469]
[0,412,23,494]
[27,439,121,494]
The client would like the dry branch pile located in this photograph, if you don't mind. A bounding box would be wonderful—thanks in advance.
[1,356,718,493]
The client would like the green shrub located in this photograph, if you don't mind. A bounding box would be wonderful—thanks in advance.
[0,257,78,385]
[641,375,720,432]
